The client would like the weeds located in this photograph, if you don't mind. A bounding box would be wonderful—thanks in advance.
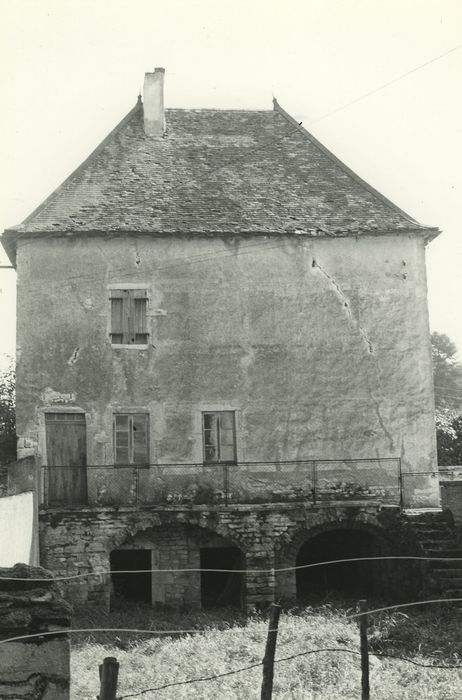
[71,601,462,699]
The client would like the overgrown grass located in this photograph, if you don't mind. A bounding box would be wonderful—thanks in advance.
[71,601,462,699]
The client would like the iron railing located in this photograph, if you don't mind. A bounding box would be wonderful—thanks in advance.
[40,458,403,508]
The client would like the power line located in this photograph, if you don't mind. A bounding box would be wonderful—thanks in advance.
[311,43,462,123]
[7,43,454,256]
[4,44,455,284]
[2,237,294,291]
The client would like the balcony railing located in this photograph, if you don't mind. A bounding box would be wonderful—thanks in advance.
[40,458,403,508]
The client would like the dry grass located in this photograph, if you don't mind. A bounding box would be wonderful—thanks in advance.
[71,602,462,699]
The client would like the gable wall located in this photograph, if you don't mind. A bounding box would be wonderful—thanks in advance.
[15,233,438,505]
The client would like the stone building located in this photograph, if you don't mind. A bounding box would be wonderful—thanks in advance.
[3,68,455,612]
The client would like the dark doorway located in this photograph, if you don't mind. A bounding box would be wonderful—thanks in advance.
[296,529,385,602]
[110,549,151,605]
[200,546,244,609]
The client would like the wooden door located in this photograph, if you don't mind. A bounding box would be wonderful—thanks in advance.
[45,413,87,504]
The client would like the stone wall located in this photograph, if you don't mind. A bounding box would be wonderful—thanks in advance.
[440,478,462,526]
[39,503,418,612]
[0,563,72,700]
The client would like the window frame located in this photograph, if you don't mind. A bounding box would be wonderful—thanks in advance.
[109,288,149,347]
[202,411,237,465]
[113,412,150,467]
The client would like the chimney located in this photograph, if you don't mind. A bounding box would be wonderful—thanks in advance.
[143,67,165,136]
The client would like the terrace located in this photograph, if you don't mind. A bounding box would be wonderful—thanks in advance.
[36,457,425,508]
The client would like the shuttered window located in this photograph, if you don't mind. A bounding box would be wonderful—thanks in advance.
[110,289,148,345]
[114,413,149,465]
[202,411,236,464]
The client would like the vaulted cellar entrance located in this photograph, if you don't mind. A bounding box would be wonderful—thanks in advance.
[110,549,151,607]
[296,528,388,602]
[200,546,245,609]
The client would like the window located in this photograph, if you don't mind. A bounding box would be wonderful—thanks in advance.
[113,413,149,465]
[110,289,148,345]
[202,411,236,463]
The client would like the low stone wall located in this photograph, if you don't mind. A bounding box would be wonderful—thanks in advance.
[440,478,462,526]
[39,502,416,612]
[0,563,72,700]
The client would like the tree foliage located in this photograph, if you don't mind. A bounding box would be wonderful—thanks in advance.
[432,332,462,411]
[432,333,462,466]
[0,360,16,466]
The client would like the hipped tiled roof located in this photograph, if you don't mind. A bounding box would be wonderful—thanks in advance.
[4,99,437,244]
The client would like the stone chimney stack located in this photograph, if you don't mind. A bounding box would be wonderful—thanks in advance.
[143,67,165,136]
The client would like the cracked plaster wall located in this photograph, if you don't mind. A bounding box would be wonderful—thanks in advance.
[15,233,438,506]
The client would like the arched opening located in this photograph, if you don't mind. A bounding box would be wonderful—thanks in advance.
[296,528,388,602]
[200,546,245,609]
[108,522,246,611]
[110,549,152,605]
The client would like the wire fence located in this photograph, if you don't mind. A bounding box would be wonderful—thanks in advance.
[4,553,462,582]
[40,457,405,508]
[3,556,462,698]
[91,594,462,700]
[114,646,462,700]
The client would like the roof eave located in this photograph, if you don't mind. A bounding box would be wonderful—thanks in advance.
[2,224,441,251]
[1,233,17,268]
[272,98,436,232]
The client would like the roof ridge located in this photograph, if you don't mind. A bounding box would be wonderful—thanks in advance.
[272,98,429,230]
[165,107,273,113]
[16,100,142,231]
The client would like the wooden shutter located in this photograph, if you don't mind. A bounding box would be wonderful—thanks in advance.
[110,289,148,344]
[110,296,124,343]
[133,290,148,344]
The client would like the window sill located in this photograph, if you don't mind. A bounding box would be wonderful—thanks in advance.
[203,462,237,467]
[111,344,150,350]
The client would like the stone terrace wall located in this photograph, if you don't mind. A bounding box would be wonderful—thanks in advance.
[0,563,72,700]
[440,477,462,526]
[39,503,416,612]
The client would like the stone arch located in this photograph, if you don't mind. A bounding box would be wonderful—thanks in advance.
[275,515,413,604]
[107,515,247,611]
[108,509,247,552]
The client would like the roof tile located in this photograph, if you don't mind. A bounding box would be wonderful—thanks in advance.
[8,101,434,237]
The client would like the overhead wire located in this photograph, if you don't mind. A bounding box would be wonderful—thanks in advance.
[310,43,462,124]
[3,41,458,269]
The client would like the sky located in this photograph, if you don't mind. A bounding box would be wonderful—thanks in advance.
[0,0,461,367]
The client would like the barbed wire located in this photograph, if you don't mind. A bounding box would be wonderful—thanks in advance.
[116,659,264,698]
[116,647,363,698]
[115,644,462,699]
[3,594,462,647]
[5,554,462,582]
[0,628,205,646]
[348,597,462,619]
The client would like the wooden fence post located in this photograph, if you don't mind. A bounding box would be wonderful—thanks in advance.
[99,656,119,700]
[260,603,281,700]
[357,600,370,700]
